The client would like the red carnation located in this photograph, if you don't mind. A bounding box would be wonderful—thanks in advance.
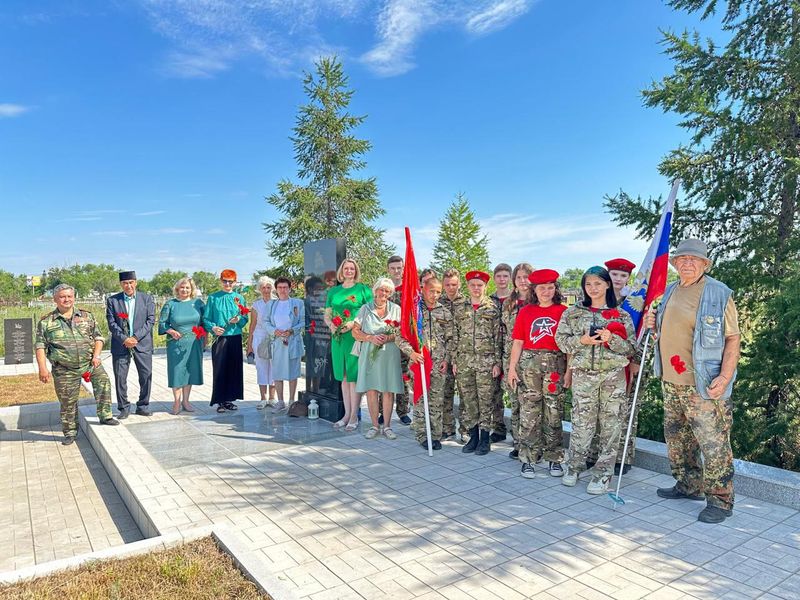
[332,316,343,327]
[601,309,620,319]
[605,321,627,339]
[670,355,688,375]
[402,373,411,382]
[384,319,393,325]
[343,309,351,318]
[547,383,557,393]
[550,372,560,382]
[82,371,92,382]
[117,312,128,319]
[192,326,207,339]
[392,320,400,327]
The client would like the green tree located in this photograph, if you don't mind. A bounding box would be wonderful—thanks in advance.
[264,56,394,284]
[560,268,584,291]
[46,264,118,297]
[191,271,220,297]
[430,193,491,282]
[0,270,28,301]
[146,270,189,298]
[605,0,800,470]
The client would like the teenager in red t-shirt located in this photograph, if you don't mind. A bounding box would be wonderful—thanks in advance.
[506,269,568,479]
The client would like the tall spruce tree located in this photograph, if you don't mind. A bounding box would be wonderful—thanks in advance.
[605,0,800,469]
[264,56,394,283]
[431,193,491,280]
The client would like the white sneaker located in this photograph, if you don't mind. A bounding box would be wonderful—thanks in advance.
[562,467,579,487]
[587,475,612,495]
[549,462,564,477]
[256,400,268,410]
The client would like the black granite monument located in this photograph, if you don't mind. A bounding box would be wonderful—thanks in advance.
[4,318,33,365]
[300,238,346,422]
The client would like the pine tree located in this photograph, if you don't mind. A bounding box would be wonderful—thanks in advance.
[264,56,394,283]
[431,193,491,280]
[605,0,800,470]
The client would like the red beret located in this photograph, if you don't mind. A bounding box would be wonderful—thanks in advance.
[465,270,490,284]
[528,269,559,285]
[604,258,636,273]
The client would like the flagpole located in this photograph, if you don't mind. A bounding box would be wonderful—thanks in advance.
[420,357,433,457]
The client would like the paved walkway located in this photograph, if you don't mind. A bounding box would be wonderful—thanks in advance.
[0,426,142,573]
[4,354,800,599]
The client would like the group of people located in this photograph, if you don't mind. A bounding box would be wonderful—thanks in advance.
[34,236,740,524]
[316,239,739,524]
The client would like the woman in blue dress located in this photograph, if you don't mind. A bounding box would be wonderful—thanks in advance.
[159,277,205,414]
[264,277,305,409]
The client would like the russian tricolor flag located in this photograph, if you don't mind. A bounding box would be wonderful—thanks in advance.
[621,179,679,337]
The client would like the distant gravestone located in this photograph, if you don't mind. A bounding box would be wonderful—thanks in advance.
[4,318,33,365]
[300,238,346,422]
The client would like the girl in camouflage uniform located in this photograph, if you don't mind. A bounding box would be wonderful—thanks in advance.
[501,262,533,459]
[555,266,636,494]
[507,269,567,478]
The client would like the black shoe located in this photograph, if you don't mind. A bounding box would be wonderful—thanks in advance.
[117,407,130,420]
[101,417,120,426]
[400,415,412,425]
[521,462,535,478]
[135,406,152,416]
[490,431,507,443]
[420,439,429,449]
[442,432,456,440]
[461,425,479,453]
[62,436,75,446]
[475,429,491,456]
[614,463,632,475]
[222,402,238,411]
[432,440,442,450]
[508,448,519,459]
[378,414,384,425]
[698,505,732,523]
[657,485,705,501]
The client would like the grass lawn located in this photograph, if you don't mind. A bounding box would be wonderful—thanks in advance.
[0,374,91,407]
[0,537,270,600]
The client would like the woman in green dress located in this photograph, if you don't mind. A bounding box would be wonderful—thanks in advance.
[159,277,205,414]
[324,258,373,430]
[352,277,404,440]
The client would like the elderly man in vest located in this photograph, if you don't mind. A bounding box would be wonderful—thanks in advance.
[646,238,740,524]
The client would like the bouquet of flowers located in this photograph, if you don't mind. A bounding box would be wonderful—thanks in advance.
[192,325,207,339]
[331,309,351,339]
[370,319,400,361]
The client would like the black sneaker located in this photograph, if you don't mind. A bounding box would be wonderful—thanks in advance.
[432,440,442,450]
[657,485,705,501]
[62,436,75,446]
[548,462,564,477]
[490,431,507,443]
[101,417,120,426]
[400,415,412,425]
[508,448,519,459]
[521,463,536,479]
[135,406,152,416]
[222,402,238,411]
[698,505,733,523]
[117,407,130,420]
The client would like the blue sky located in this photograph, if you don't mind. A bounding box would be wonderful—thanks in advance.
[0,0,719,281]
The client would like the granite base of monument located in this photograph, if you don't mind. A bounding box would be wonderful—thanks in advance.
[299,391,344,423]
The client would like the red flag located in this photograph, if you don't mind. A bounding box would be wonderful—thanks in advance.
[400,227,432,403]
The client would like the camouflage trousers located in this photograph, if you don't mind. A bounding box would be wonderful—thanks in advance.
[52,363,113,437]
[663,381,734,510]
[456,356,496,431]
[504,381,520,446]
[567,367,625,477]
[517,350,566,464]
[588,364,642,465]
[491,377,507,435]
[442,365,458,436]
[412,368,445,442]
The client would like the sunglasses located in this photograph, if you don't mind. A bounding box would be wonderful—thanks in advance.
[221,279,235,284]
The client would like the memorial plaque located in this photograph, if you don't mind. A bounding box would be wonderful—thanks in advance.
[4,318,34,365]
[300,238,346,422]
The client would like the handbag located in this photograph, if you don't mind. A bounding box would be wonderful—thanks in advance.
[350,340,362,357]
[257,335,272,360]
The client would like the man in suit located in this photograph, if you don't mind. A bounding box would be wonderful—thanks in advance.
[106,270,156,418]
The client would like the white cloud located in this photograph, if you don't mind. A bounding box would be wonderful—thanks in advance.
[138,0,533,78]
[136,210,167,216]
[465,0,530,35]
[0,103,31,118]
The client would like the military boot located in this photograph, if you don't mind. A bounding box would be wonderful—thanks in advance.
[475,429,491,456]
[461,425,479,453]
